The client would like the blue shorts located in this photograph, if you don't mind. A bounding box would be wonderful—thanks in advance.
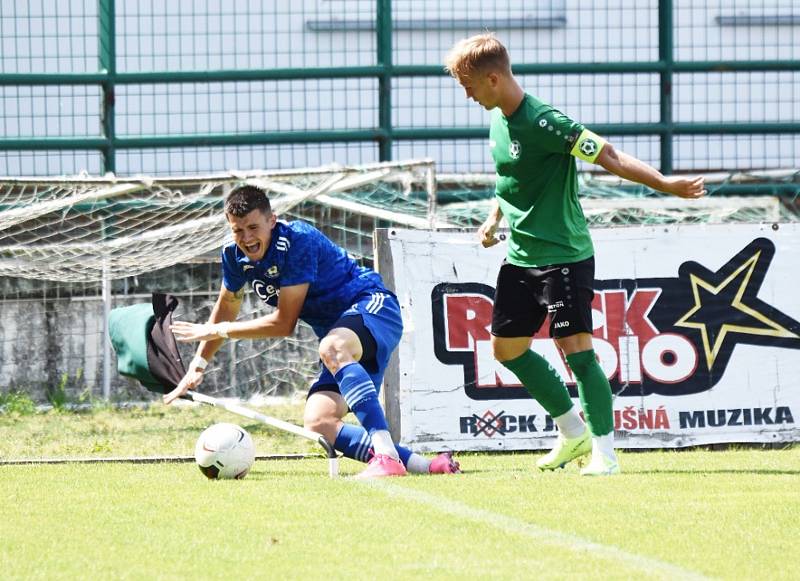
[308,290,403,397]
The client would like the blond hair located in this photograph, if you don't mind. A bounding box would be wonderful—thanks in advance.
[444,33,511,81]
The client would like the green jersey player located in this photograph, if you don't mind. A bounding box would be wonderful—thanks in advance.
[445,33,705,475]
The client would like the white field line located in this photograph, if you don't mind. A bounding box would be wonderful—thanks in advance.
[365,481,712,581]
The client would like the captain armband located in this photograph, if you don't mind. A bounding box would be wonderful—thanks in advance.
[569,129,607,163]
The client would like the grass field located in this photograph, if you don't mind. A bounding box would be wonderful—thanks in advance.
[1,402,798,580]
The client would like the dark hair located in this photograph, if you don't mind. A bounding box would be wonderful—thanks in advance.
[224,185,272,217]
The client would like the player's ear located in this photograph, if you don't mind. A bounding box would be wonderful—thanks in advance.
[267,211,277,229]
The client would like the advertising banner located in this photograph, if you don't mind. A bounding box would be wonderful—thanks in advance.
[382,224,800,451]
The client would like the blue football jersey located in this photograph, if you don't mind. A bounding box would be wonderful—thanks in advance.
[221,220,388,337]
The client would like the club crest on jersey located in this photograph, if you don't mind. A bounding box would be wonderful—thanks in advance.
[266,265,279,278]
[509,140,521,159]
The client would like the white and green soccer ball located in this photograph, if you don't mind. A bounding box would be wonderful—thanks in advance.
[194,422,255,480]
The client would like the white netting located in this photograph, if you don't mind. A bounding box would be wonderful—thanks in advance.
[0,160,441,282]
[437,169,800,228]
[0,160,441,403]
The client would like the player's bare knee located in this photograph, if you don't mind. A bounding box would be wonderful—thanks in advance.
[318,335,356,373]
[494,349,517,362]
[303,413,329,434]
[318,338,341,372]
[491,335,532,362]
[492,342,523,362]
[303,413,339,442]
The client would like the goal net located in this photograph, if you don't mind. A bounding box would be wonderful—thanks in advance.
[0,160,441,404]
[437,169,800,228]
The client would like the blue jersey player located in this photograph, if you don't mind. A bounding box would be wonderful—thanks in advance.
[164,185,459,478]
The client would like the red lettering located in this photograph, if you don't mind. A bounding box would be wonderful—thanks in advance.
[622,406,637,430]
[445,295,493,350]
[654,406,670,429]
[626,290,660,343]
[593,289,660,345]
[594,290,626,345]
[638,408,654,429]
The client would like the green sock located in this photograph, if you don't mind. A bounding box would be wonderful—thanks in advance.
[566,349,614,436]
[502,350,573,418]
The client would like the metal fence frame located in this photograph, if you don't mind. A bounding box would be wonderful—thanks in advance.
[0,1,798,186]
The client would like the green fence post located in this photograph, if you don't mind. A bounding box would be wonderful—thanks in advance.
[98,0,116,174]
[659,0,674,175]
[98,0,117,399]
[376,0,393,161]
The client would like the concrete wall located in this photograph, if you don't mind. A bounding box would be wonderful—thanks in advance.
[0,291,319,403]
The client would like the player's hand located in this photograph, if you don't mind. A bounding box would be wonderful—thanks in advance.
[478,219,502,248]
[661,175,706,199]
[170,321,223,342]
[163,369,204,405]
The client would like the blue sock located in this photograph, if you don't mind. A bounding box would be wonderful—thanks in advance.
[334,424,413,466]
[334,362,390,435]
[334,424,372,463]
[395,443,413,466]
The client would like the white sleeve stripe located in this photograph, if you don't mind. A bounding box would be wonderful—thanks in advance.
[365,292,387,314]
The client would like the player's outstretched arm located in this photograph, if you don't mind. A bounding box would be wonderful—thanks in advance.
[595,142,706,199]
[221,282,308,339]
[170,283,309,343]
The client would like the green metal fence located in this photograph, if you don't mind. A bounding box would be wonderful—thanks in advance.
[1,1,799,185]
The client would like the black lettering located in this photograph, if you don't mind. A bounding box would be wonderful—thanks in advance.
[727,408,742,426]
[680,411,706,429]
[754,408,774,425]
[517,415,537,433]
[776,406,794,424]
[503,415,517,433]
[707,409,726,427]
[460,417,476,434]
[543,415,556,432]
[742,408,752,425]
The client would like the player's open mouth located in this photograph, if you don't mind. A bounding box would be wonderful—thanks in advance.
[244,242,260,254]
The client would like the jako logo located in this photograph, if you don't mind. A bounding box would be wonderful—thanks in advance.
[431,238,800,400]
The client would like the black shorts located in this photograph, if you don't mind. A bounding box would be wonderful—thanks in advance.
[306,314,378,398]
[491,257,595,339]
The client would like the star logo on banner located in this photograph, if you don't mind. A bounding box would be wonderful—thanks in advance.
[674,242,799,371]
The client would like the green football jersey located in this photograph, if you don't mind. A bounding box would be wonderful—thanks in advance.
[490,93,595,267]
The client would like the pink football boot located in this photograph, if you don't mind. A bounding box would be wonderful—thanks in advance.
[428,452,461,474]
[355,453,408,479]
